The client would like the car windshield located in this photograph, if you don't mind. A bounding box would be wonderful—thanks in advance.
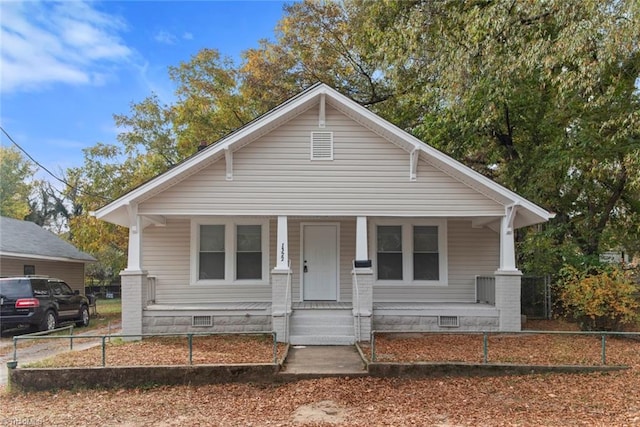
[0,279,32,299]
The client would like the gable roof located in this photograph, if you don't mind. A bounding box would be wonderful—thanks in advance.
[94,83,553,229]
[0,216,96,263]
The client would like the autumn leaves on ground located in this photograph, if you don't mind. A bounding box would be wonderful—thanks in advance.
[2,320,640,426]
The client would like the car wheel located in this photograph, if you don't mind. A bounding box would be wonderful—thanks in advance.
[76,305,90,327]
[41,310,57,331]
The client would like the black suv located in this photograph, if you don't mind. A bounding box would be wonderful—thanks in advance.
[0,276,90,332]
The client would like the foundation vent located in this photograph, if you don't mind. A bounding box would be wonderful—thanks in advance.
[438,315,459,328]
[192,315,213,327]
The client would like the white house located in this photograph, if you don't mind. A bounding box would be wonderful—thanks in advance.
[94,83,553,345]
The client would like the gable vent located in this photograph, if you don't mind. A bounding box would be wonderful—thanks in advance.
[310,131,333,160]
[438,315,459,328]
[192,315,212,327]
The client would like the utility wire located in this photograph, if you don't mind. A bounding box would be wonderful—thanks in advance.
[0,125,111,202]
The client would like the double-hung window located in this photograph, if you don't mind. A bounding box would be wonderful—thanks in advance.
[373,219,447,285]
[199,225,225,280]
[192,219,268,284]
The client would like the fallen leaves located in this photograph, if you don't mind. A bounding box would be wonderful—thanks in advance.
[2,320,640,425]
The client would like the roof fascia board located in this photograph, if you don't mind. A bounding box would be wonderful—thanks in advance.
[0,252,95,263]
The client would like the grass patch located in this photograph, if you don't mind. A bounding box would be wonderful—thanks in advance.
[83,298,121,331]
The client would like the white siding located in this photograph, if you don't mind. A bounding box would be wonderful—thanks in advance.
[373,220,499,303]
[142,218,497,305]
[0,257,86,293]
[139,106,503,217]
[143,219,271,303]
[142,217,357,305]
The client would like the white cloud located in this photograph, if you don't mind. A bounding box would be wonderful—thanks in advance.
[182,32,193,41]
[154,30,177,45]
[0,1,132,93]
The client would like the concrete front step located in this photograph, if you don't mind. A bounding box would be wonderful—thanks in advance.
[289,335,356,345]
[289,308,355,345]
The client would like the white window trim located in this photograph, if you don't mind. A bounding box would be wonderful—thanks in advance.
[369,218,448,286]
[190,218,270,285]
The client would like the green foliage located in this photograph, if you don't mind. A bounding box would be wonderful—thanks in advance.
[59,0,639,276]
[0,146,35,219]
[556,264,640,331]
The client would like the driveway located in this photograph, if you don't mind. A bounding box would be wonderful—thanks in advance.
[0,321,121,386]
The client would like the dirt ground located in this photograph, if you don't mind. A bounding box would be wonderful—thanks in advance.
[2,320,640,426]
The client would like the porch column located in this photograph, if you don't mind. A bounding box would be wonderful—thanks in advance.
[272,216,291,342]
[120,204,147,340]
[355,216,368,262]
[353,216,373,342]
[495,208,522,332]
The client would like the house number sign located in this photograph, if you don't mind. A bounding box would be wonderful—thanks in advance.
[280,243,285,263]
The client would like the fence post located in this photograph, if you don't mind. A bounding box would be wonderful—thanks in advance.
[483,333,488,364]
[601,334,607,365]
[188,334,193,365]
[371,331,376,362]
[273,332,278,364]
[102,336,106,367]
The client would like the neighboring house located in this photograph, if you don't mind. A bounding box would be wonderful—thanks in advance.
[94,83,553,344]
[0,216,96,293]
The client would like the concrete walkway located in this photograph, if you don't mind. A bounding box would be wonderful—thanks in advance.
[281,345,367,376]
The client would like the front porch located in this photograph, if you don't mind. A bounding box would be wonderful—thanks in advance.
[119,213,523,343]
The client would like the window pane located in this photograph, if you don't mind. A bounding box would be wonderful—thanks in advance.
[414,226,438,252]
[200,253,225,279]
[377,226,402,280]
[237,253,262,280]
[200,225,225,251]
[378,253,403,280]
[377,226,402,252]
[237,225,261,252]
[414,253,439,280]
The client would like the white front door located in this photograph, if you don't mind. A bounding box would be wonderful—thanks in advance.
[302,224,338,301]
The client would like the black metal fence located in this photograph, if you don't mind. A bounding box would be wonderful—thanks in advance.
[521,275,552,319]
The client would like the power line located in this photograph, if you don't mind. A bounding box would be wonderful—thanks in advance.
[0,125,110,202]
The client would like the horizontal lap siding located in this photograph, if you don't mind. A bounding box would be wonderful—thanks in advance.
[143,219,271,304]
[143,218,356,305]
[373,220,499,303]
[0,258,86,293]
[139,106,503,217]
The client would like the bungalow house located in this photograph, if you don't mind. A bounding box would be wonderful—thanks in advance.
[94,83,553,344]
[0,216,96,293]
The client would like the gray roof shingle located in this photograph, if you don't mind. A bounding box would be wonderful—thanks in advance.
[0,216,96,262]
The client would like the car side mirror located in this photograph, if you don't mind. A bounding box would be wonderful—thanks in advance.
[74,290,80,295]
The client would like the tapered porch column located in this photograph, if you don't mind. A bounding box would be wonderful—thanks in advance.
[352,216,373,341]
[495,206,522,332]
[121,204,147,339]
[272,216,292,342]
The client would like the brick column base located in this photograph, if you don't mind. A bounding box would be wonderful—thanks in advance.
[271,268,292,343]
[494,269,522,332]
[120,269,148,340]
[352,268,373,342]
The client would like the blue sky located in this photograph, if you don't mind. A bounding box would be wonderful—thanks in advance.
[0,0,288,180]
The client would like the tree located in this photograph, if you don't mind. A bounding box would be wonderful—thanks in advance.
[0,146,35,219]
[358,0,640,269]
[68,0,640,277]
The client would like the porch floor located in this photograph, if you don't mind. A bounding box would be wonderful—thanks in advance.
[292,302,352,309]
[373,302,495,310]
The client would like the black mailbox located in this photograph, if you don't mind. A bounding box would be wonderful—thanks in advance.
[354,260,372,268]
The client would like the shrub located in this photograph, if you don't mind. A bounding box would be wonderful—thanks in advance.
[556,264,639,331]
